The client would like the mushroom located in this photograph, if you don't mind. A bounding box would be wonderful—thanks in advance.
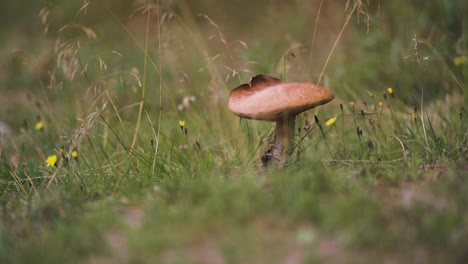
[228,74,335,166]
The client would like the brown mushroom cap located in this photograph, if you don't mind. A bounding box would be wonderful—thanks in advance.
[228,74,335,121]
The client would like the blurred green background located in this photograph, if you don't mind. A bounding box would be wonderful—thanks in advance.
[1,0,466,96]
[0,0,466,134]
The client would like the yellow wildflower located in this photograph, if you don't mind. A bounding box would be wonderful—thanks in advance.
[378,102,383,108]
[46,154,57,167]
[454,56,467,66]
[71,150,79,159]
[179,120,185,130]
[35,121,44,131]
[387,87,394,95]
[325,117,337,126]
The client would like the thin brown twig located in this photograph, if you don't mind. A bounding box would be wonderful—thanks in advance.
[130,6,151,151]
[309,0,324,69]
[317,1,359,85]
[156,0,163,152]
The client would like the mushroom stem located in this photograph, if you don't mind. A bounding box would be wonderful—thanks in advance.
[272,116,296,166]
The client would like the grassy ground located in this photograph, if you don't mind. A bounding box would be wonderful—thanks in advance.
[1,0,467,263]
